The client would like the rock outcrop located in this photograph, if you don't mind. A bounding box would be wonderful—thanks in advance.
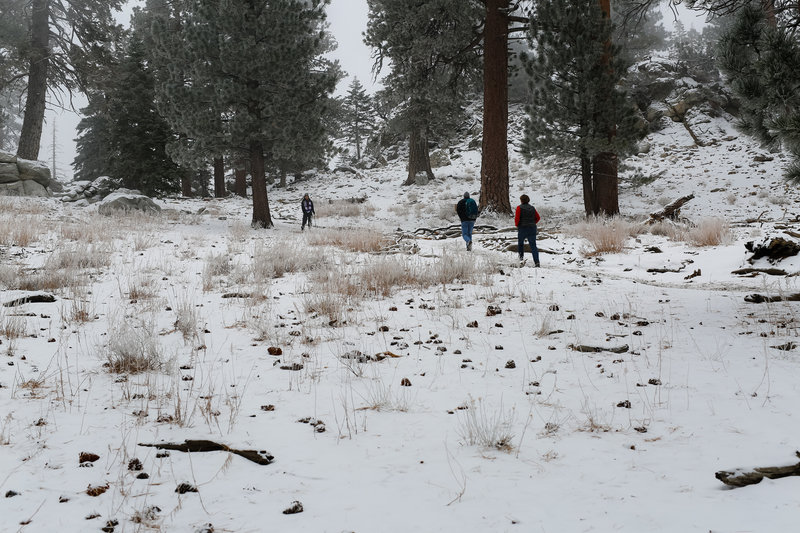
[62,176,121,204]
[97,189,161,215]
[0,151,52,197]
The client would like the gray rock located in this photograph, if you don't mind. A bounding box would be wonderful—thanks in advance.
[0,162,20,183]
[0,181,25,196]
[98,191,161,216]
[17,158,51,188]
[0,150,15,163]
[22,180,50,197]
[429,149,451,168]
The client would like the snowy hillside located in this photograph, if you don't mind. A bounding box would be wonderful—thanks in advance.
[1,113,799,533]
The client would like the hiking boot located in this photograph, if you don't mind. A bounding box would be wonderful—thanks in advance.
[519,258,526,267]
[467,241,472,251]
[534,262,540,268]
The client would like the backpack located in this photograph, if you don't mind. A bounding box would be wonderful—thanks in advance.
[466,198,478,220]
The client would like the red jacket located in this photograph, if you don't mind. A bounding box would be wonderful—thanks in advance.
[515,204,540,227]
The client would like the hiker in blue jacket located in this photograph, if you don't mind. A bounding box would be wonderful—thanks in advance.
[455,192,479,250]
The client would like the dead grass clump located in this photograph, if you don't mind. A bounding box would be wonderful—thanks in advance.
[105,318,166,374]
[568,216,643,256]
[648,220,685,240]
[13,268,80,292]
[127,276,158,300]
[315,199,376,218]
[0,216,39,247]
[1,314,27,339]
[251,240,319,279]
[359,257,416,297]
[0,197,49,215]
[306,227,389,253]
[456,397,516,451]
[0,265,17,289]
[685,218,733,247]
[46,244,112,270]
[424,254,495,286]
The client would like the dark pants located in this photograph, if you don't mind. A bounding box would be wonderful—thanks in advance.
[302,212,313,229]
[518,225,539,264]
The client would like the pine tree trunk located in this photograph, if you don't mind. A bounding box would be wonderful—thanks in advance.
[234,168,247,197]
[591,0,620,217]
[404,127,434,185]
[250,141,273,228]
[479,0,512,215]
[213,156,225,197]
[17,0,50,161]
[279,168,286,188]
[581,153,596,216]
[181,170,193,197]
[592,152,619,215]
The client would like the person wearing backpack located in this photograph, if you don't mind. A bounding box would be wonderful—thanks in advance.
[455,192,479,250]
[301,193,315,231]
[514,194,540,267]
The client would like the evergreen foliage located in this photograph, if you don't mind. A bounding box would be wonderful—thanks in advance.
[73,31,184,194]
[365,0,482,183]
[147,0,339,226]
[340,78,376,162]
[718,3,800,182]
[521,0,643,215]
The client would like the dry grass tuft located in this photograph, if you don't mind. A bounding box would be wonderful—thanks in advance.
[251,239,320,279]
[567,217,643,256]
[0,216,39,247]
[456,397,516,451]
[105,317,167,374]
[315,199,377,219]
[306,228,390,253]
[685,218,733,247]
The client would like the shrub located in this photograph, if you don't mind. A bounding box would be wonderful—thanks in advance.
[105,317,166,374]
[686,218,733,247]
[567,217,643,256]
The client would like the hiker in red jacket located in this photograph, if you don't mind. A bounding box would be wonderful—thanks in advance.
[514,194,541,267]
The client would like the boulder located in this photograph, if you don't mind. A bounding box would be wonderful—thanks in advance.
[98,190,161,216]
[0,181,25,196]
[0,151,15,163]
[17,157,51,188]
[21,180,49,197]
[0,162,19,183]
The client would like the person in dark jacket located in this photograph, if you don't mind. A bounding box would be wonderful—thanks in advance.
[455,192,479,250]
[301,193,315,230]
[514,194,541,266]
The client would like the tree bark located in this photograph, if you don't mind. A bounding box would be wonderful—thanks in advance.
[403,126,434,185]
[479,0,512,215]
[591,0,620,217]
[17,0,50,161]
[181,170,193,197]
[250,141,273,228]
[581,153,596,216]
[213,156,225,197]
[234,167,247,198]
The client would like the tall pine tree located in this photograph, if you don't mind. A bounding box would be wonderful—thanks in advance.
[341,78,375,162]
[150,0,338,227]
[522,0,642,216]
[365,0,482,186]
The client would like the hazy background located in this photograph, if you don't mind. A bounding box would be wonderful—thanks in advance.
[41,0,702,182]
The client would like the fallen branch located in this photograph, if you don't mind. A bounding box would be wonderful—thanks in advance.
[744,293,800,303]
[568,344,629,354]
[2,293,56,307]
[731,268,788,277]
[647,194,694,224]
[139,440,273,465]
[716,452,800,488]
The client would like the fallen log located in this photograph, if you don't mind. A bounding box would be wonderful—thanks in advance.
[744,293,800,303]
[2,293,56,307]
[731,268,788,277]
[716,452,800,488]
[647,194,694,224]
[139,440,273,465]
[569,344,629,354]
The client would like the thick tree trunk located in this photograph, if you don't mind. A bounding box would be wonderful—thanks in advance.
[592,152,619,215]
[213,156,225,197]
[479,0,512,215]
[17,0,50,160]
[279,168,287,188]
[403,127,434,185]
[250,141,273,228]
[591,0,619,217]
[581,153,596,216]
[181,169,193,197]
[234,167,247,198]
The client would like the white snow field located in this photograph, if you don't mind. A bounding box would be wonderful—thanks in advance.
[1,116,799,533]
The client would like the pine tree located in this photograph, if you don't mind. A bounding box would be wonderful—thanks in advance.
[718,3,800,182]
[341,78,375,162]
[149,0,338,227]
[521,0,643,216]
[365,0,482,186]
[12,0,123,160]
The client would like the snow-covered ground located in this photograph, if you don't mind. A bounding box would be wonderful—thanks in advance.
[1,116,799,533]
